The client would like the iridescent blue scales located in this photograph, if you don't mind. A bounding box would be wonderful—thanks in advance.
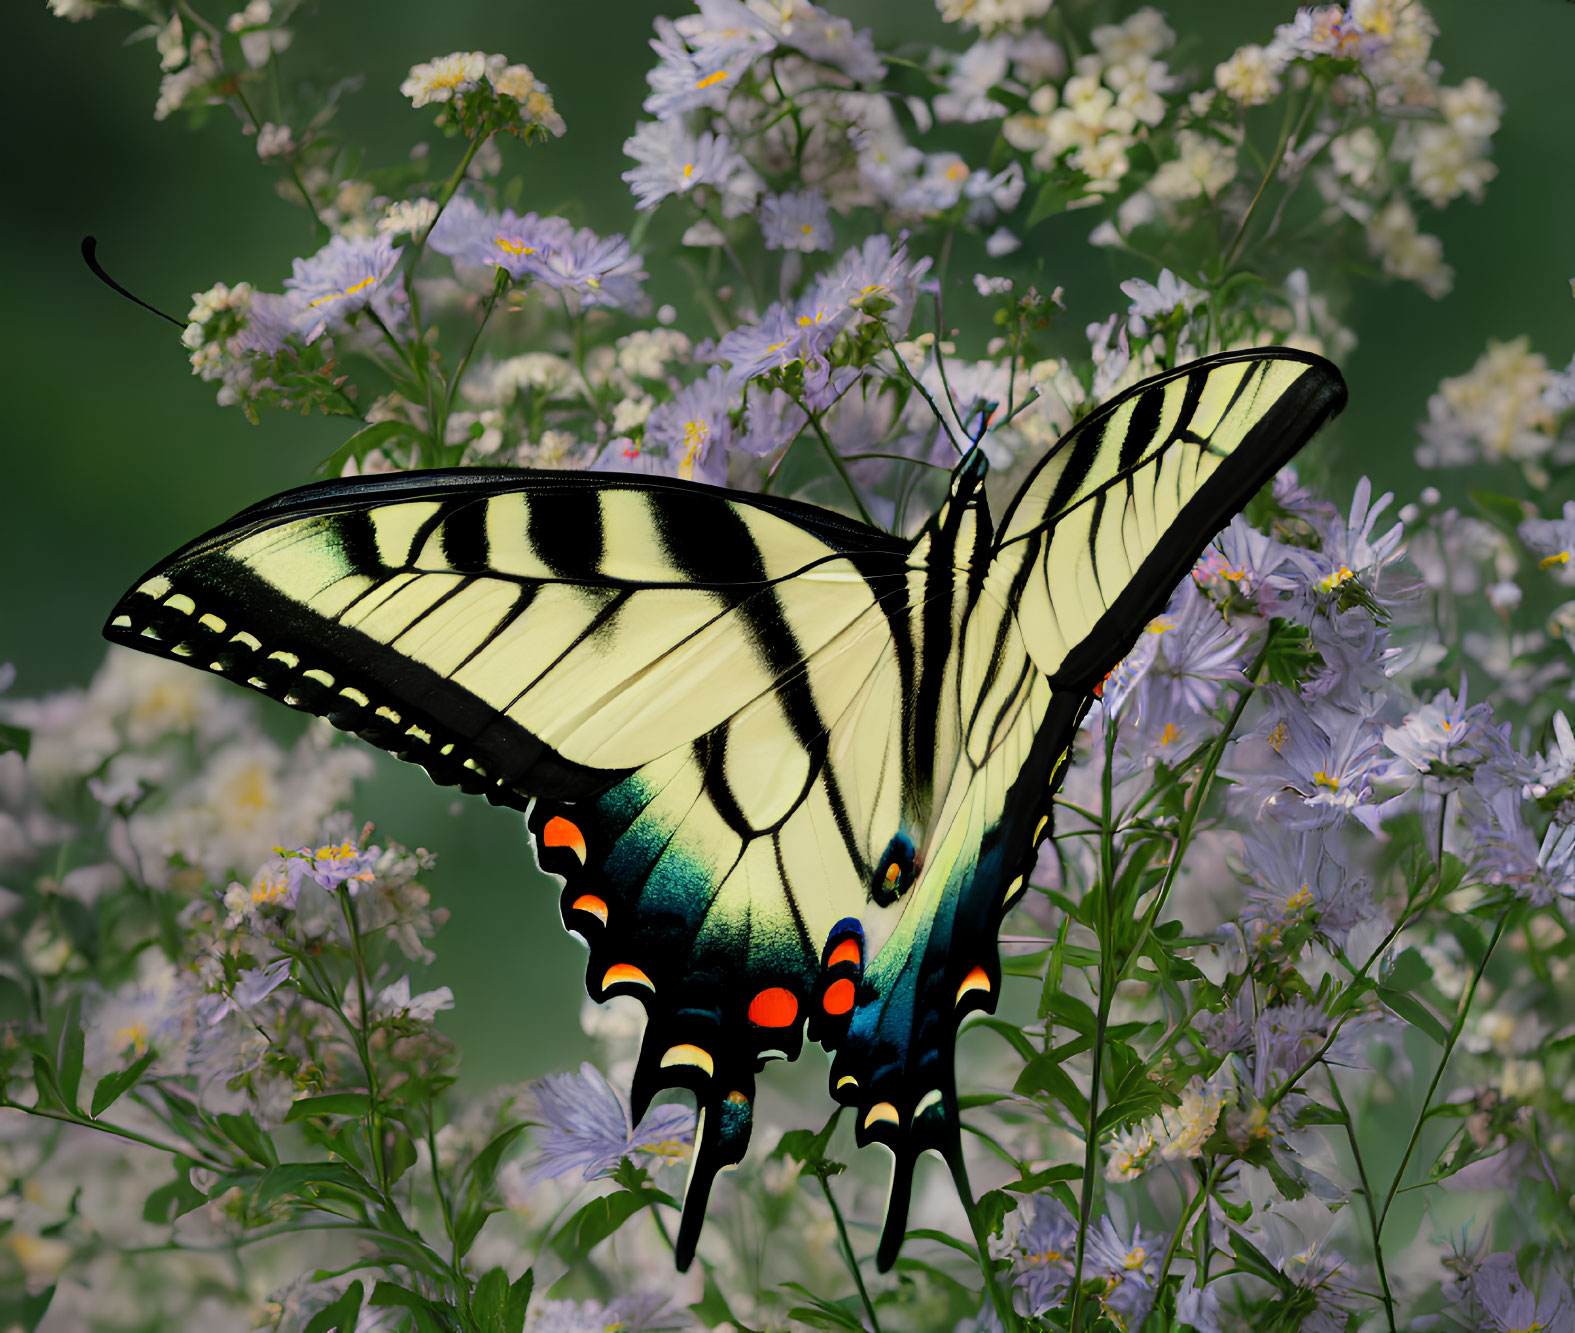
[103,347,1347,1270]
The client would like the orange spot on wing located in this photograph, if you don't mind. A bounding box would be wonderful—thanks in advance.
[956,965,991,1003]
[822,977,855,1016]
[748,987,799,1027]
[827,938,861,968]
[601,963,653,991]
[570,894,607,924]
[542,816,586,863]
[883,862,901,887]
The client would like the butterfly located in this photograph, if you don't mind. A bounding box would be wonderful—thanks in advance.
[104,347,1346,1270]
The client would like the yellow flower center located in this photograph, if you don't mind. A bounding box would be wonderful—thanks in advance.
[1026,1248,1062,1264]
[797,310,826,327]
[1313,769,1339,791]
[681,163,695,180]
[1124,1245,1146,1269]
[308,274,376,308]
[251,873,290,906]
[494,234,536,257]
[800,223,814,235]
[1158,723,1182,747]
[116,1021,150,1056]
[1285,883,1314,913]
[1540,551,1571,569]
[679,419,710,480]
[1267,720,1288,753]
[695,70,729,90]
[1317,564,1354,593]
[1146,616,1175,636]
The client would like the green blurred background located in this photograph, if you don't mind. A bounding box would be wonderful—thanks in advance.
[4,0,1571,1086]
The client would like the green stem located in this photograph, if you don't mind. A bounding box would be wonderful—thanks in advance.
[799,400,876,526]
[818,1173,882,1333]
[1142,1159,1222,1330]
[1377,912,1510,1226]
[1328,1073,1396,1333]
[948,1150,1022,1333]
[336,884,388,1196]
[229,83,326,236]
[1068,988,1111,1330]
[438,268,511,457]
[0,1101,228,1173]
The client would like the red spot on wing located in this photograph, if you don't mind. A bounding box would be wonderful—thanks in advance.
[542,816,586,861]
[822,977,855,1016]
[827,938,861,968]
[748,987,798,1027]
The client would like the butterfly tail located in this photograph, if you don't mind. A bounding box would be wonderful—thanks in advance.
[875,1145,921,1272]
[673,1086,756,1271]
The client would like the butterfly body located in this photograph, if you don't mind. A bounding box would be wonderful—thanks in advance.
[105,347,1346,1270]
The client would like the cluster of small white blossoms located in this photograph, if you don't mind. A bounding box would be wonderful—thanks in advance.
[1416,337,1566,476]
[1104,1075,1229,1182]
[998,9,1178,194]
[399,50,565,137]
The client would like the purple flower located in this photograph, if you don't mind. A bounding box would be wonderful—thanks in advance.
[1229,690,1401,835]
[427,195,574,283]
[289,839,381,893]
[622,120,743,211]
[1519,499,1575,585]
[1382,679,1521,791]
[1083,1216,1159,1325]
[717,300,847,389]
[1130,582,1249,721]
[642,17,747,120]
[1012,1201,1076,1315]
[520,1062,695,1188]
[1238,825,1375,950]
[535,227,648,313]
[206,957,292,1024]
[643,366,738,483]
[736,385,807,459]
[1460,1252,1575,1331]
[283,234,404,343]
[1198,516,1305,617]
[759,188,834,252]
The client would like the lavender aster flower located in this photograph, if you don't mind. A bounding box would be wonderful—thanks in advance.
[1461,1252,1575,1332]
[1383,680,1520,791]
[1083,1216,1159,1325]
[1121,267,1203,334]
[1238,825,1375,951]
[759,188,834,252]
[520,1062,695,1187]
[642,17,744,119]
[428,196,575,283]
[1130,582,1249,722]
[717,300,847,389]
[284,234,404,343]
[643,366,737,482]
[535,227,648,312]
[1231,690,1400,834]
[622,120,744,211]
[737,384,807,458]
[1519,499,1575,584]
[1012,1201,1076,1315]
[528,1293,678,1333]
[292,838,381,893]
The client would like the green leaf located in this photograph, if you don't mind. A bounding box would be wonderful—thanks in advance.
[90,1048,157,1118]
[1005,1163,1080,1193]
[1382,946,1433,993]
[1042,991,1097,1037]
[1377,986,1449,1046]
[217,1110,279,1167]
[772,1110,842,1172]
[549,1187,666,1265]
[303,1281,364,1333]
[975,1189,1018,1240]
[143,1159,208,1224]
[904,1227,978,1261]
[56,1005,84,1115]
[1014,1051,1090,1122]
[689,1272,743,1329]
[780,1284,866,1331]
[315,420,415,477]
[1026,175,1086,228]
[367,1282,449,1333]
[965,1016,1038,1060]
[1468,488,1532,537]
[253,1162,380,1209]
[0,721,31,760]
[285,1092,373,1122]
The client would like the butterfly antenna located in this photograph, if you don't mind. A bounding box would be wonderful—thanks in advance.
[81,236,186,329]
